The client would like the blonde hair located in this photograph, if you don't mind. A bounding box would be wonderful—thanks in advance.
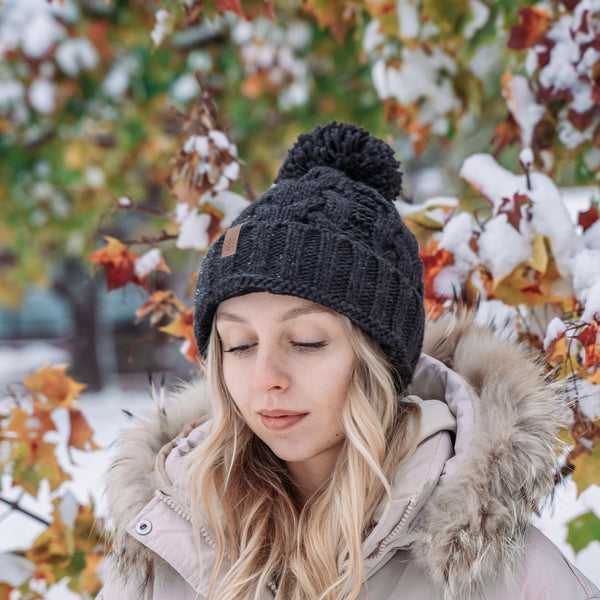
[183,316,421,600]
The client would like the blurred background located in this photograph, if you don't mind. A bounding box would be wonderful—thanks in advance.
[1,0,600,597]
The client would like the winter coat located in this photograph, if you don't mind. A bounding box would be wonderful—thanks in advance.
[97,316,600,600]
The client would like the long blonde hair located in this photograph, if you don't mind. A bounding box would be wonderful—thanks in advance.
[182,316,421,600]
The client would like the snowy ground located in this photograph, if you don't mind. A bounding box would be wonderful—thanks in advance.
[0,353,599,595]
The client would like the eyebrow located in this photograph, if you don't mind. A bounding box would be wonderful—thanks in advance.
[215,303,335,324]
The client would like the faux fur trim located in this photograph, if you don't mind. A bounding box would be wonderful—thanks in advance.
[103,316,562,598]
[103,378,211,594]
[416,315,562,598]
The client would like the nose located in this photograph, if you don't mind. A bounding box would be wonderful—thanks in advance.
[249,346,290,393]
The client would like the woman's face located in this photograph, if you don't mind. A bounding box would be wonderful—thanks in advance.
[216,292,355,493]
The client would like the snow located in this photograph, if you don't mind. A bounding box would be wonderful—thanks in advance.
[171,73,200,103]
[28,79,55,114]
[571,249,600,309]
[175,203,211,251]
[134,248,164,279]
[460,154,580,278]
[474,300,518,340]
[0,79,25,113]
[55,38,99,77]
[151,9,170,47]
[208,130,230,150]
[372,47,458,127]
[519,147,534,168]
[543,317,567,349]
[397,0,420,39]
[183,134,209,157]
[117,196,132,208]
[503,75,545,147]
[203,190,249,228]
[464,0,490,39]
[581,280,600,323]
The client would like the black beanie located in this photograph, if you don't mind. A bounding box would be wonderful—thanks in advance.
[193,121,425,389]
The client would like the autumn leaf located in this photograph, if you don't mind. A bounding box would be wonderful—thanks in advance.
[135,290,187,326]
[3,406,56,441]
[161,309,199,362]
[546,335,568,368]
[24,365,86,410]
[68,409,98,451]
[576,321,600,371]
[215,0,244,18]
[507,7,552,50]
[578,204,600,232]
[301,0,358,44]
[571,443,600,496]
[10,440,70,494]
[88,236,148,291]
[497,193,533,232]
[566,511,600,553]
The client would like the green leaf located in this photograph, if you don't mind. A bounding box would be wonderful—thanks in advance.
[566,511,600,553]
[571,443,600,496]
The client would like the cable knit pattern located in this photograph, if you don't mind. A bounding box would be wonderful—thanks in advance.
[193,122,424,389]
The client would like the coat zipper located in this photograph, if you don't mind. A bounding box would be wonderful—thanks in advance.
[154,489,217,550]
[368,494,419,561]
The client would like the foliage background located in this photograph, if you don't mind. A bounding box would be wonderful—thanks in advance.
[1,0,600,597]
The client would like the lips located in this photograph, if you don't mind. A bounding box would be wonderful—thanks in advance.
[259,410,308,431]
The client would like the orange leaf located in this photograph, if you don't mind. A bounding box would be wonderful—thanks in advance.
[160,309,199,362]
[68,409,99,451]
[497,193,533,232]
[420,238,455,299]
[88,236,148,291]
[135,290,187,326]
[301,0,357,44]
[4,406,56,440]
[508,7,552,50]
[546,335,568,367]
[24,365,86,409]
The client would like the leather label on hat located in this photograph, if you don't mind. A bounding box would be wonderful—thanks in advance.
[221,223,243,257]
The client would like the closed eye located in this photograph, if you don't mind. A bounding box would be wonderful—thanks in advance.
[291,341,328,352]
[223,343,255,356]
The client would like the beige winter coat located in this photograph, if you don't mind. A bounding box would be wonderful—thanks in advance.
[98,317,600,599]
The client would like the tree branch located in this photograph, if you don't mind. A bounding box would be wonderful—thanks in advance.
[0,495,51,526]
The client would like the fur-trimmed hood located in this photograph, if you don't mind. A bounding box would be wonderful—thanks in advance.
[102,315,566,599]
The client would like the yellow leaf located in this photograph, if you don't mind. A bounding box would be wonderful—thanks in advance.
[571,444,600,497]
[301,0,358,44]
[24,365,86,409]
[529,234,548,274]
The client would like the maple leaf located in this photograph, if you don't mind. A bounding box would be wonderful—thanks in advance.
[88,236,148,291]
[301,0,358,44]
[24,365,86,409]
[419,238,455,304]
[497,193,533,232]
[576,322,600,371]
[68,409,99,451]
[578,204,600,232]
[566,511,600,554]
[571,442,600,496]
[3,406,56,441]
[507,7,552,50]
[161,309,200,362]
[10,440,70,494]
[135,290,188,326]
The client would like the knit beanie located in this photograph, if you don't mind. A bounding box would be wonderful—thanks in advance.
[193,121,425,389]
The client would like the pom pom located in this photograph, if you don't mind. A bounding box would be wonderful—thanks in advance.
[275,121,403,201]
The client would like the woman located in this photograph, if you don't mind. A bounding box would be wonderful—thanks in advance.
[99,122,600,599]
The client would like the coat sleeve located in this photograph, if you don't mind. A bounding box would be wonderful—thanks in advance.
[510,526,600,600]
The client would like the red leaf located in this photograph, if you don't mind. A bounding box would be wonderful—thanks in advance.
[88,236,148,291]
[578,205,600,231]
[498,193,533,232]
[508,7,552,50]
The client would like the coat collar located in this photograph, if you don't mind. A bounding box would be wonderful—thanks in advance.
[104,315,561,599]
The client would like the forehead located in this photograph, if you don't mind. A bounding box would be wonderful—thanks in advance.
[215,292,336,322]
